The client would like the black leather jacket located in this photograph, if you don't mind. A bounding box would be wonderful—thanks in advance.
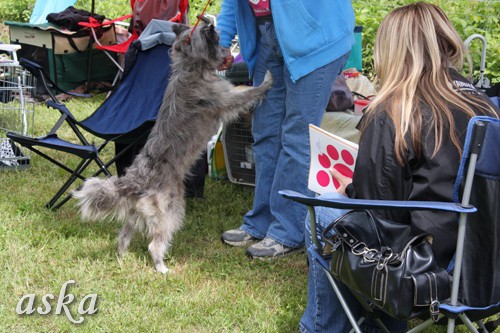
[346,69,499,268]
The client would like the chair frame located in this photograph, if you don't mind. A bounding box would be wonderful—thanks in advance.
[7,57,155,210]
[281,116,499,333]
[78,0,189,89]
[78,15,137,88]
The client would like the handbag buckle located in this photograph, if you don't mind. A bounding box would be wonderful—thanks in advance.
[376,256,390,270]
[376,248,395,270]
[430,300,440,322]
[351,242,368,255]
[363,249,378,262]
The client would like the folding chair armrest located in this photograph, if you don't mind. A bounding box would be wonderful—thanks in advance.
[280,189,476,254]
[46,100,77,121]
[279,190,477,213]
[308,245,330,270]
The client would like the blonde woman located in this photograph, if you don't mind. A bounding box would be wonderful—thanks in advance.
[301,2,499,333]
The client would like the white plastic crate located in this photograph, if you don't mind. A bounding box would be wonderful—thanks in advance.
[0,44,36,170]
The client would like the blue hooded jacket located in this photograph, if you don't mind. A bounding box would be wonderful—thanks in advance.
[217,0,355,82]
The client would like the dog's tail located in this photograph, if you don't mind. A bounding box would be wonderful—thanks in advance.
[72,177,126,221]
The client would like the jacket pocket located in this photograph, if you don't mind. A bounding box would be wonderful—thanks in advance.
[272,0,354,61]
[271,1,325,60]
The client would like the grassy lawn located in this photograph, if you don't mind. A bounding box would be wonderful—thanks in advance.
[1,91,485,333]
[0,94,309,332]
[1,4,496,326]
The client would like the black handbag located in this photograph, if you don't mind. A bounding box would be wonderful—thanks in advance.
[324,210,451,320]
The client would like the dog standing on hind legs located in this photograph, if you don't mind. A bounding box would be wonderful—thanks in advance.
[73,21,273,274]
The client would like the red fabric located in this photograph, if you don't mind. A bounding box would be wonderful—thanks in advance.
[78,14,133,28]
[178,0,189,22]
[169,12,182,23]
[79,0,187,56]
[132,0,189,35]
[78,0,136,55]
[169,0,189,23]
[95,31,138,54]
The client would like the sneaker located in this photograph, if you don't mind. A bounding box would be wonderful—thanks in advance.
[221,227,259,247]
[246,237,302,259]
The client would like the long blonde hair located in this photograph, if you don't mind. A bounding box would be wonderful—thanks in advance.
[363,2,496,164]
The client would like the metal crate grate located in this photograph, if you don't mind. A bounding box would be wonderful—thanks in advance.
[221,115,255,186]
[0,48,37,170]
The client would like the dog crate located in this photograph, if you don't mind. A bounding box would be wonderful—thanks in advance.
[218,58,256,186]
[0,45,36,170]
[221,113,255,186]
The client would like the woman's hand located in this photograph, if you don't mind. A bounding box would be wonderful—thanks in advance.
[329,167,352,196]
[217,47,234,71]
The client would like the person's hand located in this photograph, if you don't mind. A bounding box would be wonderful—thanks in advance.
[218,47,234,71]
[329,167,352,196]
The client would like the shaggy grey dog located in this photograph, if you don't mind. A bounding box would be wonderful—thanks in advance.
[73,21,272,274]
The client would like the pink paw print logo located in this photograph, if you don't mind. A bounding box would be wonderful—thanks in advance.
[315,145,355,189]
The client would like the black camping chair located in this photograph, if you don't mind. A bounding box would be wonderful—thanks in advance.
[7,20,176,210]
[281,116,500,332]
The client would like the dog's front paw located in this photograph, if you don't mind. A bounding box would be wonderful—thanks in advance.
[261,70,273,90]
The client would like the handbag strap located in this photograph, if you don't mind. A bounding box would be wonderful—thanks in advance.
[412,270,450,322]
[332,211,386,258]
[334,213,432,269]
[322,217,340,247]
[322,210,381,248]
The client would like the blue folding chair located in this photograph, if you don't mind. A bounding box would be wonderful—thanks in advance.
[7,20,176,210]
[281,116,500,332]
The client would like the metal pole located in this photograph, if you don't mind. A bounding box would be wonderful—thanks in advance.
[86,0,96,90]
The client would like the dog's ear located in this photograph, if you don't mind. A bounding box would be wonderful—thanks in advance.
[172,23,190,37]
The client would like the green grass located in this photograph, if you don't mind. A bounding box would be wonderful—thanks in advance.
[0,18,493,331]
[0,94,311,332]
[1,91,488,332]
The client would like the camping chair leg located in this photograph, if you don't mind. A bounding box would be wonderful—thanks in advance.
[348,319,366,333]
[50,156,113,210]
[46,138,137,209]
[25,146,88,179]
[406,316,444,333]
[371,317,391,333]
[450,314,479,333]
[322,266,364,333]
[312,205,389,333]
[89,26,125,73]
[476,320,487,332]
[46,149,112,209]
[446,150,480,333]
[46,157,93,209]
[10,145,89,209]
[51,193,74,210]
[112,70,123,85]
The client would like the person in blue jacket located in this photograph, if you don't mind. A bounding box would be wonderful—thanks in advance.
[218,0,355,258]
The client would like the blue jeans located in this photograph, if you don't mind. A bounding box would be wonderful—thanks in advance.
[300,192,408,333]
[240,20,350,248]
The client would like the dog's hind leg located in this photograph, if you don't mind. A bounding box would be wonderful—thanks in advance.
[147,227,169,274]
[139,193,185,274]
[118,219,137,258]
